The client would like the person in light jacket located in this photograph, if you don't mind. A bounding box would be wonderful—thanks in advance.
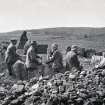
[25,41,41,70]
[25,41,43,78]
[5,39,20,75]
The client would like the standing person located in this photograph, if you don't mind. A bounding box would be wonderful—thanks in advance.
[24,40,31,55]
[65,45,81,71]
[46,43,63,74]
[5,39,20,75]
[66,46,71,54]
[17,31,28,49]
[25,41,43,79]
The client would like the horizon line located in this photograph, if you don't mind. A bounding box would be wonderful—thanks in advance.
[1,26,105,33]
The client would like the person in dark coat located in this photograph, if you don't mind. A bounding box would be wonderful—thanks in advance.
[66,46,71,54]
[65,45,81,71]
[24,40,31,55]
[17,31,28,49]
[46,43,63,74]
[5,39,20,75]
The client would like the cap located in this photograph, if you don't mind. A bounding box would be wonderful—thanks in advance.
[66,46,71,52]
[71,45,78,51]
[10,38,17,42]
[30,41,37,46]
[51,43,58,49]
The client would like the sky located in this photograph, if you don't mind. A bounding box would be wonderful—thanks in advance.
[0,0,105,32]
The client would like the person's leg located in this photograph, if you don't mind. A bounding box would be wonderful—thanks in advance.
[38,64,45,76]
[26,67,30,80]
[7,62,13,75]
[27,67,35,80]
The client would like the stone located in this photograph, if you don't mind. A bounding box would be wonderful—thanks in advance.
[10,84,25,95]
[69,74,76,80]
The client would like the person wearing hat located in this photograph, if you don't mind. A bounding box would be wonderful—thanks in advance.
[46,43,63,75]
[66,46,71,54]
[5,38,20,75]
[25,41,42,78]
[65,45,81,71]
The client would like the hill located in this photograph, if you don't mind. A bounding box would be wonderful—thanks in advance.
[1,27,105,36]
[0,27,105,51]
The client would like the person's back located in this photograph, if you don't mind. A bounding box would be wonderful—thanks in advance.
[26,46,38,69]
[51,50,63,69]
[17,31,28,49]
[65,45,80,71]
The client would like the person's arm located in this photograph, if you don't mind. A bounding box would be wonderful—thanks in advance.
[46,51,57,64]
[49,51,58,62]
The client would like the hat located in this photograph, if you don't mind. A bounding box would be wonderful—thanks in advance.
[66,46,71,52]
[51,43,58,49]
[30,41,37,46]
[71,45,78,51]
[10,38,17,42]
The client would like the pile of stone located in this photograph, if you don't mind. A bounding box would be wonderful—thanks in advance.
[1,68,105,105]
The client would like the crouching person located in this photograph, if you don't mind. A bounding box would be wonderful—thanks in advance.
[25,41,44,79]
[46,43,63,76]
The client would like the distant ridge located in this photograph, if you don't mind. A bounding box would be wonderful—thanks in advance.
[0,27,105,36]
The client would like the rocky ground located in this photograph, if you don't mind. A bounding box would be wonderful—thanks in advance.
[0,58,105,105]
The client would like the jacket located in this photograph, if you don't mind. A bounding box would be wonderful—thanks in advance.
[47,50,63,70]
[65,51,80,70]
[25,46,40,69]
[5,43,19,63]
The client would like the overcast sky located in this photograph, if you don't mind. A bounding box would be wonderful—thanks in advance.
[0,0,105,32]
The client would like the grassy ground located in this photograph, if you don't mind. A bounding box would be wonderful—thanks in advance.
[0,27,104,74]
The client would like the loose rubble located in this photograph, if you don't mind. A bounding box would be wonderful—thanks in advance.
[1,67,105,105]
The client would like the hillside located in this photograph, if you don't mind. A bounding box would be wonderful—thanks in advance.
[1,27,105,36]
[0,27,105,51]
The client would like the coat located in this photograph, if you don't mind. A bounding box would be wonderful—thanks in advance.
[5,43,19,63]
[47,50,63,72]
[65,51,80,71]
[25,46,40,69]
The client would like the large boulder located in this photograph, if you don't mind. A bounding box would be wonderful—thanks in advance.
[13,60,28,80]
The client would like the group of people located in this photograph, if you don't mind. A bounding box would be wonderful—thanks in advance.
[5,38,82,78]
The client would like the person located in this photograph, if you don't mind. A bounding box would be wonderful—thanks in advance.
[5,39,20,75]
[24,40,31,55]
[46,43,63,74]
[66,46,71,54]
[25,41,43,78]
[25,41,42,69]
[17,31,28,49]
[95,52,105,69]
[65,45,81,71]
